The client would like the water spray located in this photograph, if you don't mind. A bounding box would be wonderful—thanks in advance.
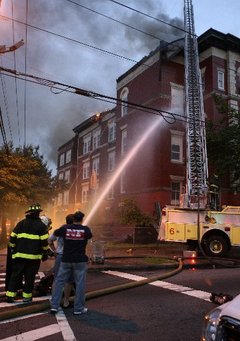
[84,117,162,225]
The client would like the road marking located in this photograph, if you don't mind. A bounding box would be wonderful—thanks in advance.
[56,309,77,341]
[0,309,76,341]
[103,270,211,302]
[0,323,61,341]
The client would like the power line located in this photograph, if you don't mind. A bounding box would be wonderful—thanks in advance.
[0,65,185,124]
[65,0,165,42]
[0,14,152,68]
[0,65,235,134]
[108,0,188,35]
[0,106,9,153]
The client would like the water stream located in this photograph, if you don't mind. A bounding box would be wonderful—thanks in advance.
[84,117,162,225]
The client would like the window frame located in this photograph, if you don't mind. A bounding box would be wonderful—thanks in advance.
[170,131,184,163]
[108,150,116,172]
[83,161,90,179]
[217,70,225,90]
[120,88,129,117]
[66,150,71,163]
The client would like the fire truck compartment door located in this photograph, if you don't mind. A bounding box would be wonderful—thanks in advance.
[185,224,198,239]
[166,223,185,241]
[231,227,240,245]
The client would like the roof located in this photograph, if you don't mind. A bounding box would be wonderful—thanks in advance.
[117,28,240,84]
[198,28,240,53]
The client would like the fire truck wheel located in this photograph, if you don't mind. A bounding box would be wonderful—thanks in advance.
[203,235,229,257]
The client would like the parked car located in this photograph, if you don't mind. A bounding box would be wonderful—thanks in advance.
[201,293,240,340]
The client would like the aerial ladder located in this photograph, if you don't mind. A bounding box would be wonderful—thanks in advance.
[182,0,208,209]
[159,0,240,257]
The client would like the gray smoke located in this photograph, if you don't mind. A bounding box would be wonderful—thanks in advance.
[0,0,184,174]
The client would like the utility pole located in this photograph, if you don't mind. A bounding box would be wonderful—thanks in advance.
[0,39,24,150]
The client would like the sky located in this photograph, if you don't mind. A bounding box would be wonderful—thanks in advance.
[0,0,239,175]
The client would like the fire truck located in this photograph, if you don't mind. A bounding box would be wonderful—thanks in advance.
[159,205,240,257]
[159,0,240,257]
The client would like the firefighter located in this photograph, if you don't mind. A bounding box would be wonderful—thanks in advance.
[6,203,49,303]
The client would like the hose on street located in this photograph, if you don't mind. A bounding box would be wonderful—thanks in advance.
[0,257,183,322]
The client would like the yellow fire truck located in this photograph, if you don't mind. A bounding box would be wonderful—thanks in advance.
[159,206,240,257]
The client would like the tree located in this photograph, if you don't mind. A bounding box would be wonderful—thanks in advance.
[206,94,240,192]
[117,198,153,226]
[0,144,67,242]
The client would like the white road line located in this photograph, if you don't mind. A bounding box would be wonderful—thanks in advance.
[0,309,76,341]
[0,312,46,324]
[56,309,77,341]
[0,323,61,341]
[103,270,211,302]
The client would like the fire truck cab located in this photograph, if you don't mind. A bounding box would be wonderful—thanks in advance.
[159,206,240,257]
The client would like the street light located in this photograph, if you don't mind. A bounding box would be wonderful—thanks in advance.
[0,39,24,54]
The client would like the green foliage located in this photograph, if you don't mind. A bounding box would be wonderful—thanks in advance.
[118,198,153,226]
[0,143,67,216]
[206,94,240,191]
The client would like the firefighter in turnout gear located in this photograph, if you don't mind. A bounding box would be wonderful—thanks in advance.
[6,203,49,303]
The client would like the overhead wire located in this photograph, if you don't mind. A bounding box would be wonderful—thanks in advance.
[0,11,238,82]
[0,66,179,124]
[0,1,238,151]
[108,0,188,35]
[0,106,9,152]
[1,65,230,130]
[0,64,12,142]
[65,0,166,42]
[0,14,152,68]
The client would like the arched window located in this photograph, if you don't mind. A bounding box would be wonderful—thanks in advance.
[120,87,129,117]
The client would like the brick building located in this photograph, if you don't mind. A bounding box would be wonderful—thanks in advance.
[54,28,240,227]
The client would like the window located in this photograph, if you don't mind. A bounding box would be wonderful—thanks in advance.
[121,129,127,154]
[64,169,70,183]
[171,131,184,163]
[83,134,91,155]
[236,67,240,95]
[82,185,89,203]
[66,150,71,163]
[201,67,206,93]
[83,161,90,179]
[92,129,101,150]
[57,193,63,206]
[120,88,129,117]
[120,170,126,193]
[63,191,69,205]
[217,70,225,90]
[59,172,64,180]
[171,144,180,161]
[171,182,181,204]
[108,151,116,171]
[107,186,114,199]
[59,153,65,166]
[92,157,100,176]
[108,121,116,142]
[170,83,184,113]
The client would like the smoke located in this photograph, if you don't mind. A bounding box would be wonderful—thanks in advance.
[0,0,184,174]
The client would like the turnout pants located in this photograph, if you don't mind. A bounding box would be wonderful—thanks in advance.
[6,258,41,299]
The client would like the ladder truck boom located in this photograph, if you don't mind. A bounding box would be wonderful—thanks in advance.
[183,0,208,208]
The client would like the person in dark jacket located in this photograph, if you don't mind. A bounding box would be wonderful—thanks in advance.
[50,210,92,315]
[6,203,49,303]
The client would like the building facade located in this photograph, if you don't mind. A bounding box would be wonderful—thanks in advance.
[54,29,240,226]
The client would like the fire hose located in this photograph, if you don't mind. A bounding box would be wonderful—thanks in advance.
[0,257,183,322]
